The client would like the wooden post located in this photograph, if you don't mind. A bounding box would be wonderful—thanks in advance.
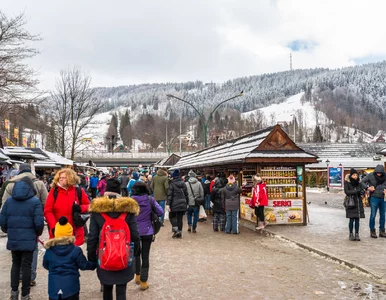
[302,165,309,225]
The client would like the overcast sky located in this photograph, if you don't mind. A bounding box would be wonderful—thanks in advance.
[2,0,386,90]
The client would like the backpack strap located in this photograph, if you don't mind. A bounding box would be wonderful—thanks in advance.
[53,187,58,202]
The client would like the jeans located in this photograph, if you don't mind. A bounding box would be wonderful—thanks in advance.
[225,210,239,234]
[349,218,360,233]
[11,251,33,297]
[135,235,153,282]
[205,194,211,210]
[170,211,184,232]
[103,284,127,300]
[369,197,385,230]
[158,200,166,223]
[187,206,199,230]
[50,292,79,300]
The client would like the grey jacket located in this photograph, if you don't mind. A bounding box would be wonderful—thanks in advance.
[185,177,204,207]
[2,172,48,205]
[361,165,386,199]
[222,183,242,211]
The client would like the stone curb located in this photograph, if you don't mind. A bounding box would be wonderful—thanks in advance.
[239,219,383,281]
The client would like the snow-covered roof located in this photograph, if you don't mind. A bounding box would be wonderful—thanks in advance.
[306,158,382,169]
[43,150,73,166]
[172,126,317,170]
[299,143,386,159]
[0,149,10,162]
[34,161,63,169]
[154,153,181,167]
[3,147,45,159]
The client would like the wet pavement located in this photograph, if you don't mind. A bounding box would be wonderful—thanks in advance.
[1,191,386,299]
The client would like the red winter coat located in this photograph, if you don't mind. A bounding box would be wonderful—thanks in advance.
[44,185,90,246]
[251,183,268,208]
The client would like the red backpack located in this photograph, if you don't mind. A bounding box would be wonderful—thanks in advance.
[98,213,132,271]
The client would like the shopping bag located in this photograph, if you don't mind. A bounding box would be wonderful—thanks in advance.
[164,209,169,220]
[199,205,207,219]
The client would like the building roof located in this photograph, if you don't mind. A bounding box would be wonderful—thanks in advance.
[172,125,317,170]
[154,153,181,168]
[0,149,10,162]
[299,143,386,159]
[42,150,73,166]
[3,147,46,160]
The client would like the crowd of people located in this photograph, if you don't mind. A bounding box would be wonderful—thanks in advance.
[1,161,386,299]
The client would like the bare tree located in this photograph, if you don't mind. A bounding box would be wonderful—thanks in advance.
[0,11,41,109]
[51,67,103,159]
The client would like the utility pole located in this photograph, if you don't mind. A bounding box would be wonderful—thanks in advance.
[166,91,243,147]
[179,114,182,156]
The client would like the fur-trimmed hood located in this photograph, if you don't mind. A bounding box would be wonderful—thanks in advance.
[345,174,351,182]
[89,196,139,215]
[44,236,75,249]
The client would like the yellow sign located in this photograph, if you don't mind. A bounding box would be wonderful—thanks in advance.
[30,142,35,148]
[6,138,15,146]
[22,137,27,147]
[14,127,19,139]
[4,119,9,130]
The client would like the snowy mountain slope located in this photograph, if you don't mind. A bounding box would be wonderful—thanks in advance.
[241,93,374,143]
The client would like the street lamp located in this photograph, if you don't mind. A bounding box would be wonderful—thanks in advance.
[325,159,330,191]
[166,91,244,147]
[290,114,296,143]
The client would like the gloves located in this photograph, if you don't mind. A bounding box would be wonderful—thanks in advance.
[72,203,81,213]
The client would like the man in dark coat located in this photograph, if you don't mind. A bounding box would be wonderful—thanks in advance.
[361,164,386,238]
[0,176,44,300]
[119,172,130,197]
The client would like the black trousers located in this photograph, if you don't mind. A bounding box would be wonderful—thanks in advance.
[103,284,127,300]
[135,235,153,281]
[90,187,97,199]
[11,251,33,297]
[121,188,128,197]
[255,206,265,223]
[170,211,185,231]
[50,292,79,300]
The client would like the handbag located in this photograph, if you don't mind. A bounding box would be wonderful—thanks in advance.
[72,187,90,227]
[188,182,204,206]
[344,195,355,208]
[149,196,161,237]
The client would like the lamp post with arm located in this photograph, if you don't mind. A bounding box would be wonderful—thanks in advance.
[326,159,330,192]
[166,91,243,147]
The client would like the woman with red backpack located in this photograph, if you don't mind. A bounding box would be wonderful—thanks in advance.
[87,178,140,300]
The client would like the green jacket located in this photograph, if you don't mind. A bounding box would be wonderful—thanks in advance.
[151,169,169,201]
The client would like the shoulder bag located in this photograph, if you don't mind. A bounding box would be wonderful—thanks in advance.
[188,182,204,206]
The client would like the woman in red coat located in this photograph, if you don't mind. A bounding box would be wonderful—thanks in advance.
[251,175,268,230]
[44,168,90,246]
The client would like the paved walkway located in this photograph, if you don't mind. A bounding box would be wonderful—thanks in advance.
[263,202,386,281]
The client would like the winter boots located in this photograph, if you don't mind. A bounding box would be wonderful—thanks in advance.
[135,274,140,284]
[371,229,378,238]
[379,229,386,238]
[10,290,18,300]
[21,295,31,300]
[187,226,192,232]
[349,233,355,241]
[140,268,149,291]
[355,233,360,241]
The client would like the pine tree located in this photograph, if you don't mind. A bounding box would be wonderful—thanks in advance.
[313,125,323,143]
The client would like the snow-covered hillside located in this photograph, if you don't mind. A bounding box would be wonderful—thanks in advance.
[242,93,374,143]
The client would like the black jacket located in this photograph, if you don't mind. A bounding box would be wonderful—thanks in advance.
[222,183,242,211]
[167,177,189,212]
[361,165,386,199]
[202,179,211,196]
[344,175,365,219]
[211,178,227,214]
[87,196,140,285]
[120,175,130,189]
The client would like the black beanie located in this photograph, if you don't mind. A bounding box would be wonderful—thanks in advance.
[350,168,358,176]
[105,178,121,194]
[132,182,149,195]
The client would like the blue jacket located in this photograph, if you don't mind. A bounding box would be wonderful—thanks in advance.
[89,176,99,188]
[127,179,140,196]
[0,180,44,251]
[43,236,97,299]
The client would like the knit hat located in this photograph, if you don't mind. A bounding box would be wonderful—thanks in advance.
[228,175,236,184]
[188,170,196,178]
[106,178,121,194]
[350,168,358,176]
[132,172,139,180]
[55,216,73,238]
[171,169,180,178]
[132,182,149,195]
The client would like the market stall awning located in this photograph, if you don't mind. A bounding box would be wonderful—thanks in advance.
[3,147,45,160]
[154,153,181,168]
[172,125,318,170]
[42,150,73,166]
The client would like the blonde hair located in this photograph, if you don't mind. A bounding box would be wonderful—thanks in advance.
[51,168,80,188]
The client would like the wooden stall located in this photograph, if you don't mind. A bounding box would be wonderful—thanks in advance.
[171,125,318,226]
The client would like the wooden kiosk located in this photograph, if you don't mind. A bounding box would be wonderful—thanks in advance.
[171,125,318,225]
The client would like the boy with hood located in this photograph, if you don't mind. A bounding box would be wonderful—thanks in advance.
[361,164,386,238]
[127,171,140,196]
[185,170,204,233]
[43,217,96,300]
[0,176,44,300]
[222,175,242,234]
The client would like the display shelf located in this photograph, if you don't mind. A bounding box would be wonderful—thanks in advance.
[267,184,297,187]
[262,177,297,179]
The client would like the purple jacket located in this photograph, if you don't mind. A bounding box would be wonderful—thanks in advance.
[131,195,163,236]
